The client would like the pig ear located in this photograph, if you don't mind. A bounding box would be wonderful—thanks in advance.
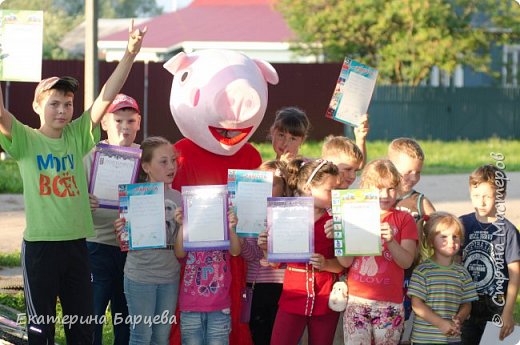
[163,52,189,75]
[253,59,279,85]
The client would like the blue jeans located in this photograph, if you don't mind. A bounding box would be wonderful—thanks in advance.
[124,276,179,345]
[180,310,231,345]
[87,242,128,345]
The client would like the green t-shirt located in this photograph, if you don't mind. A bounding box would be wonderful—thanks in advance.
[0,111,100,241]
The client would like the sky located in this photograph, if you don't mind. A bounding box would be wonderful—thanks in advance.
[156,0,193,12]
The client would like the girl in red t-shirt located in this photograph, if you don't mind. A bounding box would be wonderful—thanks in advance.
[266,158,344,345]
[338,159,418,345]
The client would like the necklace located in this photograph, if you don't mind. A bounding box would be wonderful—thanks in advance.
[477,220,494,231]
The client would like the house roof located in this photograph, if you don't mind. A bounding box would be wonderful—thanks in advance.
[99,0,294,52]
[60,18,149,56]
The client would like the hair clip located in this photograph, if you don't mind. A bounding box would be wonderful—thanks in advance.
[423,215,430,222]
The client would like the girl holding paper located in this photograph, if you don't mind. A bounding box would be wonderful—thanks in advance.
[240,159,289,345]
[268,158,344,345]
[338,159,418,345]
[114,136,181,345]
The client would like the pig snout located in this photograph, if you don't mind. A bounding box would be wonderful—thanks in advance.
[214,80,262,122]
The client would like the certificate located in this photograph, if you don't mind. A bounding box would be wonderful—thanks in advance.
[0,10,43,82]
[325,58,378,127]
[267,197,314,262]
[228,169,273,237]
[331,189,381,256]
[480,321,520,345]
[89,143,141,209]
[118,182,166,251]
[182,185,229,251]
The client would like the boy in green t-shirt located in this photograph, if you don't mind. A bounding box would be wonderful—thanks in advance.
[0,22,146,344]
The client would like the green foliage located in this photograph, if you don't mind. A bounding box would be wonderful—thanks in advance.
[276,0,520,85]
[0,293,114,345]
[0,292,25,312]
[0,158,22,193]
[0,252,21,267]
[252,139,520,174]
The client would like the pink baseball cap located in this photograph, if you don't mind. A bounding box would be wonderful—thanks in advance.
[106,94,140,114]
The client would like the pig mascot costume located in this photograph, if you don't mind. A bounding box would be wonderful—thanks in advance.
[164,50,278,345]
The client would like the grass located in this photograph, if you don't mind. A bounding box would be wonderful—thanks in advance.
[0,252,21,267]
[0,159,22,193]
[0,292,114,345]
[252,138,520,175]
[1,139,519,194]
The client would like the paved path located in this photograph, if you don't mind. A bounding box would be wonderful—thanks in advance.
[0,172,519,253]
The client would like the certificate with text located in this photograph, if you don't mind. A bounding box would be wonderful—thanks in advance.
[331,189,381,256]
[228,169,273,237]
[267,197,314,262]
[89,143,142,209]
[0,10,43,82]
[118,182,166,250]
[325,58,378,127]
[182,185,229,251]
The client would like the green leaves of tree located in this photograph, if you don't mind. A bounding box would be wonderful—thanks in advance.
[277,0,520,85]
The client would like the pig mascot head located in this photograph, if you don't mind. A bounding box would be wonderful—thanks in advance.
[163,49,279,156]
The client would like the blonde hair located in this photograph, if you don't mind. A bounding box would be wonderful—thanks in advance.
[469,164,507,192]
[286,158,338,196]
[417,212,465,262]
[388,138,424,161]
[139,136,175,182]
[259,159,289,197]
[321,135,363,164]
[359,159,400,189]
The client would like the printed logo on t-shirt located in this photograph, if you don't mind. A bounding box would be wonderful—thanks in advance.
[463,239,495,295]
[183,251,227,297]
[37,153,80,197]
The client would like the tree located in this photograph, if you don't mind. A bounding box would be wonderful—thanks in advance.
[1,0,162,59]
[276,0,520,85]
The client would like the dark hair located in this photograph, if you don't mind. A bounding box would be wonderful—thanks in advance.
[138,136,174,182]
[53,76,79,94]
[269,107,311,139]
[285,158,338,196]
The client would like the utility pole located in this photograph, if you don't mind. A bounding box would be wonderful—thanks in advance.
[85,0,98,107]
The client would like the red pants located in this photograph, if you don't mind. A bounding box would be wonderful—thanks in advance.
[270,309,339,345]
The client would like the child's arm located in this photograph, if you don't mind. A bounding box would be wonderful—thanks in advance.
[228,210,241,256]
[452,302,471,329]
[89,20,146,127]
[354,113,369,169]
[0,83,14,139]
[411,296,459,336]
[381,222,416,269]
[421,196,436,215]
[174,207,187,259]
[309,254,344,273]
[337,256,355,268]
[500,260,520,340]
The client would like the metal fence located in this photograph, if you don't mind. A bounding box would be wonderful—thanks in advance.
[2,61,519,143]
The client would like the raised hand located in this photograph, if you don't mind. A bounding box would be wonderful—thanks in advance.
[127,19,147,55]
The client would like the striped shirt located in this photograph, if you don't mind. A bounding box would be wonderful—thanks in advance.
[407,259,478,344]
[241,237,285,283]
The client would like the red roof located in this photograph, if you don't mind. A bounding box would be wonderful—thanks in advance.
[191,0,276,5]
[101,1,294,49]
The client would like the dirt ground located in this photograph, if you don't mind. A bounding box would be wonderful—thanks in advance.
[0,172,519,253]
